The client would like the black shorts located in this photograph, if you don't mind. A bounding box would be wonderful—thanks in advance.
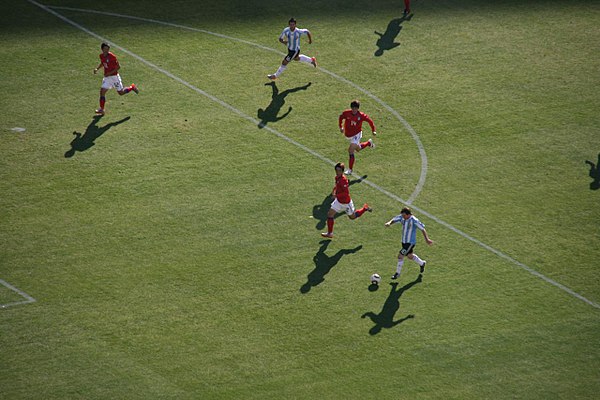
[399,243,415,256]
[285,48,300,62]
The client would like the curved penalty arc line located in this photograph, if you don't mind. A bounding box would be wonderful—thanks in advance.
[47,5,427,205]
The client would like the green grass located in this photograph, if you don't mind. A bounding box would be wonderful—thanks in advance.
[1,0,599,398]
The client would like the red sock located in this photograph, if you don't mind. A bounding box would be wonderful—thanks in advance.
[99,96,106,109]
[354,204,369,218]
[404,0,410,11]
[360,141,370,149]
[349,153,355,170]
[327,217,334,234]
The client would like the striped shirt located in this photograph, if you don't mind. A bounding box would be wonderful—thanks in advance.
[392,215,425,244]
[280,27,310,51]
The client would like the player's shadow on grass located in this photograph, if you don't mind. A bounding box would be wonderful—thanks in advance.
[312,175,367,230]
[300,240,362,294]
[361,274,421,335]
[585,153,600,190]
[64,115,130,158]
[374,14,413,57]
[257,81,311,128]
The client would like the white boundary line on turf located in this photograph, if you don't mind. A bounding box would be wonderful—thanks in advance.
[0,279,36,309]
[29,0,600,310]
[43,4,428,206]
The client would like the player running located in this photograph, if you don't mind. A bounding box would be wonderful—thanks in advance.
[338,100,377,175]
[384,207,433,279]
[321,162,372,238]
[268,18,317,80]
[93,42,139,115]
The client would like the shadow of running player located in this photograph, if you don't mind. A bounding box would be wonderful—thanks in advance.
[64,115,130,158]
[585,153,600,190]
[361,274,421,335]
[257,81,311,128]
[374,14,413,57]
[300,240,362,294]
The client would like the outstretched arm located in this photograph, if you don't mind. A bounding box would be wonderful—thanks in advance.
[422,228,433,245]
[366,114,377,136]
[361,311,376,320]
[392,314,415,326]
[384,217,398,227]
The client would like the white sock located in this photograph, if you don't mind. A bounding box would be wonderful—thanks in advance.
[412,254,424,266]
[298,54,311,63]
[275,65,287,77]
[396,259,404,275]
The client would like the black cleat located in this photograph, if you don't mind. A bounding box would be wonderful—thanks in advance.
[391,272,399,280]
[420,261,426,274]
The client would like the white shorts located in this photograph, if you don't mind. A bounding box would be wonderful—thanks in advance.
[101,74,124,91]
[346,131,363,146]
[331,198,355,216]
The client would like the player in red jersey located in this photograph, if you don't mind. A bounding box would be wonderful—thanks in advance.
[338,100,377,175]
[321,162,372,238]
[93,43,139,115]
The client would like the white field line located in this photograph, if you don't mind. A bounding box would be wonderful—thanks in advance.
[0,279,36,309]
[44,4,427,206]
[29,1,600,310]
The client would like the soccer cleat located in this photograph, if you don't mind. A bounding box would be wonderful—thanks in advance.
[420,261,426,274]
[403,8,410,15]
[344,169,352,175]
[321,232,334,238]
[131,84,139,94]
[391,272,399,280]
[267,74,277,80]
[364,203,373,212]
[95,108,105,115]
[311,57,318,68]
[368,138,376,149]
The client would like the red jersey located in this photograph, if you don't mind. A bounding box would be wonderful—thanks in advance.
[339,110,376,138]
[334,174,351,204]
[99,51,120,77]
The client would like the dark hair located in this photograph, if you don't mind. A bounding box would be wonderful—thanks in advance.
[335,162,345,171]
[350,100,360,109]
[401,207,412,215]
[289,17,296,24]
[101,42,110,50]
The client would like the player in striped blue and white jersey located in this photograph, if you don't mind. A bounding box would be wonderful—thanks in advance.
[268,18,317,80]
[385,207,433,280]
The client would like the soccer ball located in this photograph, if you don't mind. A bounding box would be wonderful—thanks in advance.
[370,273,381,285]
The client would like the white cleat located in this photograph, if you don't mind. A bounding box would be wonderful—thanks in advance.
[344,169,352,175]
[368,138,376,149]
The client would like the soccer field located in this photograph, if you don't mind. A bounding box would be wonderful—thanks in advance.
[1,0,599,398]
